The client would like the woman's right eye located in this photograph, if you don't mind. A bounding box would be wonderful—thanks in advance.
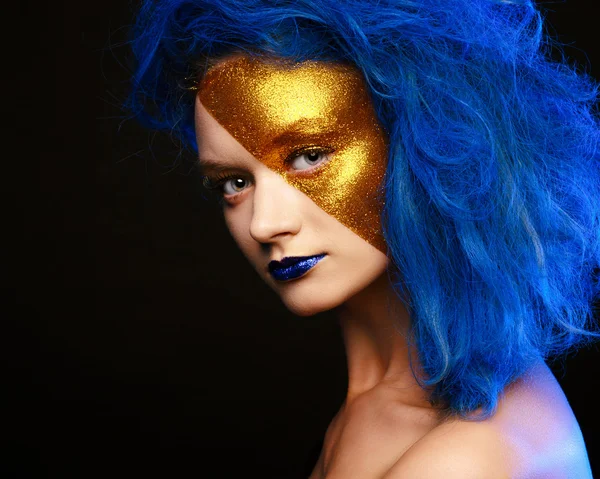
[202,174,251,198]
[222,177,250,195]
[221,176,248,195]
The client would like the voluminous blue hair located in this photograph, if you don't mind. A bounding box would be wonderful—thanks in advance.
[126,0,600,418]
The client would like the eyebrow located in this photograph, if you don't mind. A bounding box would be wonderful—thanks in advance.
[197,122,337,173]
[197,157,247,175]
[271,120,333,147]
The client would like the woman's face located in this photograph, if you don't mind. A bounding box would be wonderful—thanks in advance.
[194,55,390,316]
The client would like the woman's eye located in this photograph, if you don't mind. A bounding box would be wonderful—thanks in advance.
[289,150,329,171]
[222,177,249,195]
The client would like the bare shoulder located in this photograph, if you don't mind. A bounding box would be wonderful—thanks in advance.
[383,360,593,479]
[382,419,510,478]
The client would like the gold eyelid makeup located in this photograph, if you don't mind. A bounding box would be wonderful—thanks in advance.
[286,148,333,173]
[197,55,388,253]
[201,147,332,190]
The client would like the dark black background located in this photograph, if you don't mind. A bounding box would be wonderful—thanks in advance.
[6,1,599,477]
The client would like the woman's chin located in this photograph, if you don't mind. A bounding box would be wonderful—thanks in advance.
[280,294,341,317]
[273,271,386,317]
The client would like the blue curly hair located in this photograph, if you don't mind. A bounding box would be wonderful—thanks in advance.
[126,0,600,419]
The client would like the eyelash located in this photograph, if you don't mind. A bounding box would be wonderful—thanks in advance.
[202,146,334,199]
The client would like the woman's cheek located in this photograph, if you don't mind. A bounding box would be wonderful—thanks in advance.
[224,198,254,248]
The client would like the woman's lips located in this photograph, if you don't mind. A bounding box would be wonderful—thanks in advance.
[268,254,326,281]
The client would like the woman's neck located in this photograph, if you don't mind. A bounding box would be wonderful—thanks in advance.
[333,272,432,409]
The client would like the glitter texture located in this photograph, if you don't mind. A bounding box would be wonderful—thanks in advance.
[198,55,388,253]
[268,254,327,281]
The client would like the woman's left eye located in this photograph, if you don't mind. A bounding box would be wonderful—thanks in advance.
[289,149,330,171]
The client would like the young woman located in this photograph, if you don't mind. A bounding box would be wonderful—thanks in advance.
[127,0,600,476]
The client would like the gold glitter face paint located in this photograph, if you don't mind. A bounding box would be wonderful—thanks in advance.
[197,55,388,253]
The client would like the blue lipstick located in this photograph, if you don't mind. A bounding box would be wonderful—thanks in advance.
[268,254,326,281]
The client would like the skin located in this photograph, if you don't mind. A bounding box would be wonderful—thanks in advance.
[194,55,592,478]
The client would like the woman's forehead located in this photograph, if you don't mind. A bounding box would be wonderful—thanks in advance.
[195,55,382,162]
[198,56,369,125]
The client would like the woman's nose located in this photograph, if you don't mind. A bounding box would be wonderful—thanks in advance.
[249,173,302,245]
